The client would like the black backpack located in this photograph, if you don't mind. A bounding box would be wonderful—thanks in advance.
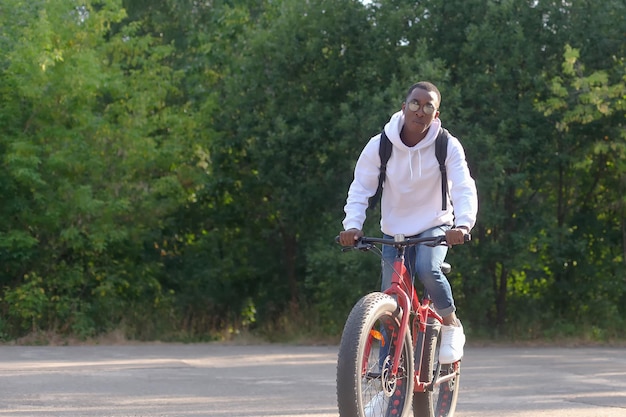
[368,128,450,211]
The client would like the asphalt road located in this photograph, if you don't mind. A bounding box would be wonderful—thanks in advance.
[0,343,625,416]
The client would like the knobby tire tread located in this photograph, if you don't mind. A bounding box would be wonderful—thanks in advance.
[412,318,460,417]
[337,292,414,417]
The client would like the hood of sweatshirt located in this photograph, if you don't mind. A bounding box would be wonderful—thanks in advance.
[383,110,442,180]
[343,110,477,236]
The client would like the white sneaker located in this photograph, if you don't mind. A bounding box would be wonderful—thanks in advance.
[439,321,465,364]
[364,391,388,417]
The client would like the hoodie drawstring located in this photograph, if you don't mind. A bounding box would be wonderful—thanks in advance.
[408,149,423,180]
[418,149,422,178]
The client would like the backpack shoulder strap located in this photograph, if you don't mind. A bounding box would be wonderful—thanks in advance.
[435,128,450,210]
[368,130,392,210]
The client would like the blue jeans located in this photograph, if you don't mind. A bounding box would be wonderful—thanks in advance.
[381,225,456,317]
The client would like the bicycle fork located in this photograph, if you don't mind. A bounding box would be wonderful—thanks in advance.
[386,281,412,379]
[380,247,412,385]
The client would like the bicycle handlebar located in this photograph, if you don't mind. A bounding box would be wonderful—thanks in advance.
[335,233,471,251]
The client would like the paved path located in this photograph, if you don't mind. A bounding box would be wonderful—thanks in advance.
[0,344,625,416]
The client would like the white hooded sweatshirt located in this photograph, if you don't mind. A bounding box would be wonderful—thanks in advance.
[343,111,478,236]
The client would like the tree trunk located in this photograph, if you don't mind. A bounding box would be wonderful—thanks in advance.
[282,232,299,314]
[496,266,508,330]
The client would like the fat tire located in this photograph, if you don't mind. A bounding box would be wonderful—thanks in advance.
[412,318,461,417]
[337,292,414,417]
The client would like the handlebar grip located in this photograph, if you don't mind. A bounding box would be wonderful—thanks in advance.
[336,235,359,249]
[464,234,471,242]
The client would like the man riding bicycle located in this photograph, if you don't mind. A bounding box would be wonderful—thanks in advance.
[339,81,478,364]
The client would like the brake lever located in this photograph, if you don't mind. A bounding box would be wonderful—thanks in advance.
[341,243,371,252]
[424,236,448,247]
[354,240,373,251]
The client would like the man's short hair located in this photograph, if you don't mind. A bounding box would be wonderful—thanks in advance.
[406,81,441,106]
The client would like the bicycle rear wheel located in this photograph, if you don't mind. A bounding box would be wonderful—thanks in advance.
[337,292,414,417]
[412,318,461,417]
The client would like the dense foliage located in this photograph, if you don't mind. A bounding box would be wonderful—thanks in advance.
[1,0,624,342]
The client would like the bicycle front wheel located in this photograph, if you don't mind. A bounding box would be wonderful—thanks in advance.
[337,292,414,417]
[412,318,461,417]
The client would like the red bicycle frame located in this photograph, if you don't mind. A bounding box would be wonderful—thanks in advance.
[383,244,444,393]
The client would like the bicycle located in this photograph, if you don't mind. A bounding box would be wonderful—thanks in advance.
[336,233,470,417]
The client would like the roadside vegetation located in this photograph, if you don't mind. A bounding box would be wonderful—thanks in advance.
[1,0,624,345]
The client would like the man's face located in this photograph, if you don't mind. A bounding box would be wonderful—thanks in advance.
[401,88,440,136]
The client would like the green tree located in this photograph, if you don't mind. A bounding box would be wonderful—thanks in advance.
[409,0,625,338]
[205,0,370,320]
[536,45,626,336]
[0,0,202,338]
[1,0,624,343]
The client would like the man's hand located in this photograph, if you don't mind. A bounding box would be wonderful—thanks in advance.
[339,228,363,246]
[445,226,469,246]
